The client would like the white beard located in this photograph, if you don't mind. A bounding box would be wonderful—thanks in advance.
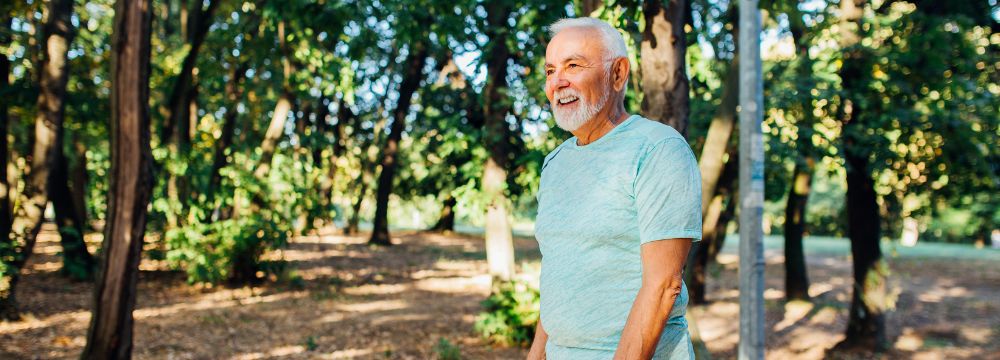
[551,85,610,132]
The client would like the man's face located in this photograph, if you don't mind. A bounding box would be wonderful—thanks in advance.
[544,27,612,132]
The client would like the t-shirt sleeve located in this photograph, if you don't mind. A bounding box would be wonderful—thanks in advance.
[634,138,703,244]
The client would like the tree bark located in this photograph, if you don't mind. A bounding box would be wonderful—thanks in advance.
[481,2,517,282]
[0,14,13,249]
[160,0,216,228]
[207,61,247,204]
[253,20,294,180]
[836,0,889,351]
[317,97,349,227]
[369,41,429,246]
[70,139,89,230]
[698,56,739,214]
[580,0,603,15]
[250,90,290,176]
[784,157,813,301]
[842,144,889,350]
[429,194,457,232]
[1,0,75,320]
[640,0,690,137]
[160,0,218,145]
[784,10,815,302]
[345,176,366,235]
[51,139,96,280]
[81,0,153,356]
[688,151,737,304]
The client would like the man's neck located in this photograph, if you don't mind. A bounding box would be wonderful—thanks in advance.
[572,104,629,146]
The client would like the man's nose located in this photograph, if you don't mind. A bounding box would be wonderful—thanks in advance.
[548,77,569,90]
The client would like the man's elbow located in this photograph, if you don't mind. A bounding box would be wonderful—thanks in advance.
[646,273,684,304]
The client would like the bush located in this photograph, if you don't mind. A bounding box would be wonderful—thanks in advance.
[474,280,539,347]
[164,215,288,283]
[433,338,461,360]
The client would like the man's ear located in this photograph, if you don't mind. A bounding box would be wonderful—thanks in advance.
[612,57,630,92]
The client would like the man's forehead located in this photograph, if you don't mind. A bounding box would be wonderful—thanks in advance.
[544,53,588,67]
[545,29,603,65]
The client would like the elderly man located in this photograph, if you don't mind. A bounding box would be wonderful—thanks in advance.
[527,17,702,360]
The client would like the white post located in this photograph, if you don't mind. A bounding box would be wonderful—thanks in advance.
[738,0,766,359]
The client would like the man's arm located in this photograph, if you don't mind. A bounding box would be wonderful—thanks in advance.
[526,319,548,359]
[613,238,692,360]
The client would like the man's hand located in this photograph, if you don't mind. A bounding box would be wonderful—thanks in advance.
[613,238,692,360]
[526,319,548,360]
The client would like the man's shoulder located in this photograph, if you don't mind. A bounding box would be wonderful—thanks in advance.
[621,115,686,145]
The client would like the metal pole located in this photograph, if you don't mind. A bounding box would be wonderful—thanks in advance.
[738,0,765,359]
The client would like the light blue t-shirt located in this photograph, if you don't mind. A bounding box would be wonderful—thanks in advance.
[535,115,702,359]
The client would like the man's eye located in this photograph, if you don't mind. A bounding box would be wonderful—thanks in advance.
[546,69,554,75]
[568,63,579,68]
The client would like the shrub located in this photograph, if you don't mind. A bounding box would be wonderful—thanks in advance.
[474,280,539,347]
[433,338,461,360]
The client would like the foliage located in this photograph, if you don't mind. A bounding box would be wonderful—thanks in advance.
[303,336,318,352]
[474,280,540,347]
[161,152,307,283]
[433,338,462,360]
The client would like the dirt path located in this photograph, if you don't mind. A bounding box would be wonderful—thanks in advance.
[1,225,998,359]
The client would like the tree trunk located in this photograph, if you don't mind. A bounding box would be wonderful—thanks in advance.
[481,2,517,282]
[160,0,218,145]
[580,0,603,15]
[317,97,348,227]
[688,151,737,304]
[784,5,814,303]
[640,0,689,137]
[71,139,89,230]
[81,0,153,356]
[159,0,217,228]
[842,146,889,350]
[784,157,813,301]
[429,194,457,232]
[207,61,247,204]
[1,0,75,320]
[369,41,428,246]
[312,98,330,169]
[233,23,296,280]
[345,177,366,235]
[253,20,294,180]
[253,95,292,179]
[697,56,739,214]
[836,0,889,351]
[0,14,13,247]
[51,140,96,280]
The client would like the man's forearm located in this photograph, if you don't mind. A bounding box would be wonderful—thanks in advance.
[613,279,682,360]
[527,319,548,360]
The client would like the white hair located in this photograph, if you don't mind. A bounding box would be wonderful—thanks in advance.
[548,17,628,59]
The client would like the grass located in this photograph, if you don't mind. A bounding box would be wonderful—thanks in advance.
[378,220,999,261]
[719,235,1000,261]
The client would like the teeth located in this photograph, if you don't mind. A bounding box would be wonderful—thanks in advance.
[558,96,578,104]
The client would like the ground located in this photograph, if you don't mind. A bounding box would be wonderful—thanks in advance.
[1,224,998,359]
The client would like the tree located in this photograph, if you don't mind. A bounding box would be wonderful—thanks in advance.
[640,0,689,136]
[836,0,889,350]
[82,0,154,356]
[51,134,97,280]
[369,40,429,246]
[0,11,13,263]
[160,0,219,146]
[781,5,817,302]
[481,0,518,282]
[688,56,739,304]
[1,0,77,319]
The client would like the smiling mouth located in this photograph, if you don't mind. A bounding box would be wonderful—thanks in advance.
[557,96,579,106]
